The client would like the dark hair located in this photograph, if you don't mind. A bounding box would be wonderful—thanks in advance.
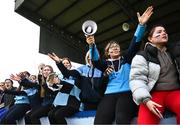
[62,57,72,66]
[147,24,166,38]
[23,71,31,77]
[4,79,13,84]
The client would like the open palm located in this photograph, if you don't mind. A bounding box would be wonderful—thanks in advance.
[48,52,62,63]
[137,6,153,25]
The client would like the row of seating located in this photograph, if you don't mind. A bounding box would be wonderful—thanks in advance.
[16,110,177,125]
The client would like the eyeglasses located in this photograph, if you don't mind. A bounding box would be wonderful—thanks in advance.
[108,47,120,53]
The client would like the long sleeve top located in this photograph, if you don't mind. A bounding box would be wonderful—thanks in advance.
[4,89,29,104]
[53,62,82,110]
[20,78,58,107]
[90,24,146,94]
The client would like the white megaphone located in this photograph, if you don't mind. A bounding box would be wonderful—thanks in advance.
[82,20,97,36]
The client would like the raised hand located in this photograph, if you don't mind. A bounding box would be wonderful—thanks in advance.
[137,6,153,25]
[10,74,21,82]
[86,35,95,45]
[18,72,27,79]
[48,52,62,63]
[38,63,45,74]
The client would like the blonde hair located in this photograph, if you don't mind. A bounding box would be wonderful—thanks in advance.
[43,65,54,74]
[104,40,120,58]
[46,72,58,84]
[0,82,5,87]
[40,65,54,98]
[0,82,5,85]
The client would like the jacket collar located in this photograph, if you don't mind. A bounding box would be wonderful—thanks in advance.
[143,42,160,64]
[145,42,167,52]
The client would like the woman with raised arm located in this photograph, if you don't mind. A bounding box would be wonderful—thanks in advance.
[22,65,57,125]
[48,51,104,111]
[47,56,82,125]
[86,6,153,124]
[130,23,180,124]
[0,71,32,124]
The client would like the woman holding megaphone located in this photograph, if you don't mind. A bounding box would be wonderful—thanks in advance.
[86,6,153,124]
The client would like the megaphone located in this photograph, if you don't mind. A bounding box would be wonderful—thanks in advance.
[82,20,97,36]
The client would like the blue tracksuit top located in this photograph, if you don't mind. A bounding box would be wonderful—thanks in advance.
[76,64,102,78]
[89,24,146,94]
[14,89,32,104]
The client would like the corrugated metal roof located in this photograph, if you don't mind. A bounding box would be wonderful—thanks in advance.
[15,0,180,56]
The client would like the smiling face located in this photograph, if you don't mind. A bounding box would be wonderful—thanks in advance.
[42,65,53,78]
[29,75,37,82]
[105,42,120,59]
[148,26,168,47]
[62,58,72,70]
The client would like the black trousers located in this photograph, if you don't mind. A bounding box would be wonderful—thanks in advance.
[94,91,138,124]
[48,106,78,125]
[0,104,30,124]
[25,104,52,125]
